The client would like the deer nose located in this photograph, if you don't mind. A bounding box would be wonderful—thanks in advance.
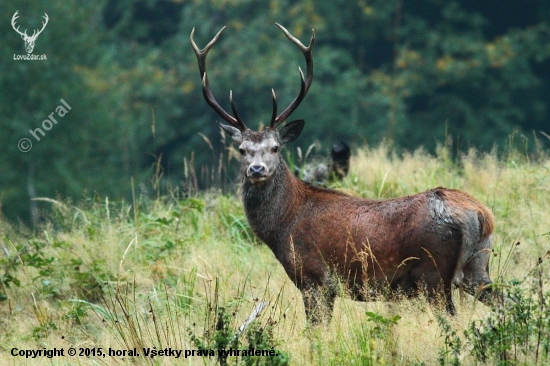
[248,165,266,177]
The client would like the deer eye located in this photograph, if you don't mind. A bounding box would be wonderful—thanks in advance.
[238,148,246,156]
[271,146,280,153]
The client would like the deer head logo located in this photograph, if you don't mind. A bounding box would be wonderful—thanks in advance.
[11,11,49,54]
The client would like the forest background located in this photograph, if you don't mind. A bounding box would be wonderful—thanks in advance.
[2,0,550,224]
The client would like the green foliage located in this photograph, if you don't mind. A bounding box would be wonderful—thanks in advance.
[241,324,290,366]
[1,0,146,223]
[432,259,550,366]
[137,196,205,261]
[0,237,56,297]
[365,310,401,339]
[63,299,90,325]
[437,313,462,366]
[188,305,234,357]
[187,278,288,366]
[2,0,550,224]
[0,234,114,304]
[466,275,550,365]
[71,258,109,302]
[175,266,197,314]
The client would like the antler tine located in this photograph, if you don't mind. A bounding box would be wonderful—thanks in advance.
[36,13,49,36]
[190,27,247,131]
[270,89,278,126]
[31,13,48,38]
[11,11,27,37]
[229,90,246,127]
[270,23,315,129]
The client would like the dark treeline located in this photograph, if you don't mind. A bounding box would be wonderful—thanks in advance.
[1,0,549,224]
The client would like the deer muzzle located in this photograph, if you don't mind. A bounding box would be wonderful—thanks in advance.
[247,164,269,183]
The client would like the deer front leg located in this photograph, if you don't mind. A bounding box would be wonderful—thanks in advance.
[301,279,336,325]
[280,247,336,324]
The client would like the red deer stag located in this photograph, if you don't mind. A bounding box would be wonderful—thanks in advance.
[190,24,497,324]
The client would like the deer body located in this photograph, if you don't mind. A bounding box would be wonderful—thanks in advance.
[240,142,494,321]
[191,24,496,323]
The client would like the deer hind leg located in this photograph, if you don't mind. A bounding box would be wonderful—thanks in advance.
[301,278,337,325]
[427,280,456,315]
[412,264,456,315]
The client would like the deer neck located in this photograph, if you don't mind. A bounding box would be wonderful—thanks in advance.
[241,159,303,247]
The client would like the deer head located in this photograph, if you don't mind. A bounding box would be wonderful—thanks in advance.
[12,11,49,54]
[190,24,315,184]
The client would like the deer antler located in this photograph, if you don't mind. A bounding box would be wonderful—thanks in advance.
[11,11,27,38]
[190,24,314,131]
[270,23,315,129]
[11,11,48,41]
[29,13,49,40]
[190,27,247,131]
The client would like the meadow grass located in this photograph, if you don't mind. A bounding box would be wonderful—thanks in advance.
[0,141,549,365]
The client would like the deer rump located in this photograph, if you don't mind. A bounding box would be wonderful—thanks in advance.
[260,186,494,317]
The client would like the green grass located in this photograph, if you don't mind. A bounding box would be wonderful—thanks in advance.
[0,142,549,365]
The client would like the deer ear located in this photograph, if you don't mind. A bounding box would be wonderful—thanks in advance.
[219,123,242,143]
[279,119,304,144]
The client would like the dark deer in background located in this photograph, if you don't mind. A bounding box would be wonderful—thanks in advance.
[297,141,351,185]
[191,24,497,324]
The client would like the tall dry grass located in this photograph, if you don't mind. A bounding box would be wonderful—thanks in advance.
[0,141,549,365]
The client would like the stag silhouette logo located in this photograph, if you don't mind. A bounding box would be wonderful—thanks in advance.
[12,11,49,54]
